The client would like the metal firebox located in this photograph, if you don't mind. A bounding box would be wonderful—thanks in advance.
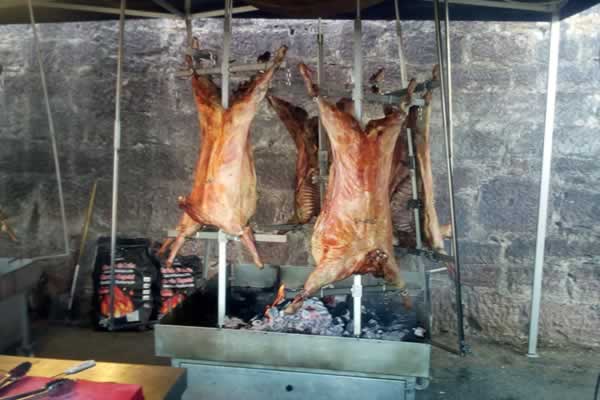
[155,323,430,400]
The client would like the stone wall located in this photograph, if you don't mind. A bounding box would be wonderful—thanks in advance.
[0,5,598,346]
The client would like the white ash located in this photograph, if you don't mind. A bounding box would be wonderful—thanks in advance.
[225,297,419,341]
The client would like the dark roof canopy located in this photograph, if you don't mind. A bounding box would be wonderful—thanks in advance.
[1,0,598,24]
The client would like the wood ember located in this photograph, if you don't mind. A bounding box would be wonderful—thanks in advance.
[224,297,422,342]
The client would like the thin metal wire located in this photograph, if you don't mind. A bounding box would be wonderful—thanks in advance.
[109,0,126,330]
[27,0,70,258]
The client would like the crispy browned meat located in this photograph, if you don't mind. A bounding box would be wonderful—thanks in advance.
[267,95,320,224]
[285,63,410,313]
[159,46,288,268]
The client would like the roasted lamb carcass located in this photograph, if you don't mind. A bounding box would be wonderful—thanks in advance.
[285,63,412,314]
[159,46,288,268]
[266,95,320,224]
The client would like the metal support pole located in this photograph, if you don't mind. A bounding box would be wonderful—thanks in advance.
[221,0,232,109]
[443,0,454,157]
[434,0,466,355]
[528,11,560,358]
[217,230,228,328]
[27,0,70,258]
[184,0,192,47]
[316,19,328,202]
[393,0,408,87]
[216,0,233,329]
[352,0,363,338]
[406,129,425,286]
[109,0,126,330]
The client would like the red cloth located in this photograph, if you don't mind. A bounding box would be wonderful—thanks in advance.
[1,376,144,400]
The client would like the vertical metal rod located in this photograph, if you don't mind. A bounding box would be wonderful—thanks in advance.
[393,0,408,87]
[221,0,232,109]
[528,11,560,358]
[316,19,327,203]
[443,0,454,156]
[184,0,192,47]
[203,239,212,280]
[109,0,126,329]
[425,271,433,336]
[406,129,425,284]
[217,0,233,329]
[434,0,466,354]
[352,0,363,338]
[27,0,70,257]
[217,230,228,328]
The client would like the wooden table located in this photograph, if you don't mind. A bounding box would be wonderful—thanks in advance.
[0,355,186,400]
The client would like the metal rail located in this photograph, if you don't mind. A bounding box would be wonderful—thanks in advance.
[422,0,556,12]
[108,0,126,330]
[9,0,258,19]
[528,10,560,358]
[26,0,71,260]
[433,0,467,355]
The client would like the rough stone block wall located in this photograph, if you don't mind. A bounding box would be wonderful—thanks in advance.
[0,5,598,346]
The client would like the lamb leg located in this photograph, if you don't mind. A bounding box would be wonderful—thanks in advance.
[161,213,202,267]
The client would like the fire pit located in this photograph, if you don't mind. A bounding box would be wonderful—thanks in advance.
[155,265,431,400]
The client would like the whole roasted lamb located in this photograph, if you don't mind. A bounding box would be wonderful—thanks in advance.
[285,63,412,314]
[159,46,288,268]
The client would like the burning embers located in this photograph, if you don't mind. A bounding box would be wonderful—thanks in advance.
[263,284,286,320]
[224,292,425,342]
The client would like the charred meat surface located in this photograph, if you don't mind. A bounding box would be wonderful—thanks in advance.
[285,63,411,314]
[159,46,288,268]
[267,95,320,224]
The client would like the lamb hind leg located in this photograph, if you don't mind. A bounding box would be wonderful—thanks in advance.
[163,214,202,267]
[240,226,264,269]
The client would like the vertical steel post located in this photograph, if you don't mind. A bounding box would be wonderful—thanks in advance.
[528,11,560,358]
[406,128,426,285]
[184,0,192,47]
[217,230,228,328]
[352,0,363,338]
[109,0,126,330]
[316,19,328,202]
[434,0,466,354]
[443,0,454,157]
[27,0,70,258]
[217,0,233,329]
[221,0,232,109]
[394,2,427,314]
[393,0,408,87]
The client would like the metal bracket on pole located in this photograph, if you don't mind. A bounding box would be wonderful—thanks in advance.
[434,0,467,355]
[217,229,228,328]
[352,0,363,339]
[528,10,560,358]
[108,0,126,331]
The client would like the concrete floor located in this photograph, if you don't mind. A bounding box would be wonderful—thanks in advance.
[21,323,600,400]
